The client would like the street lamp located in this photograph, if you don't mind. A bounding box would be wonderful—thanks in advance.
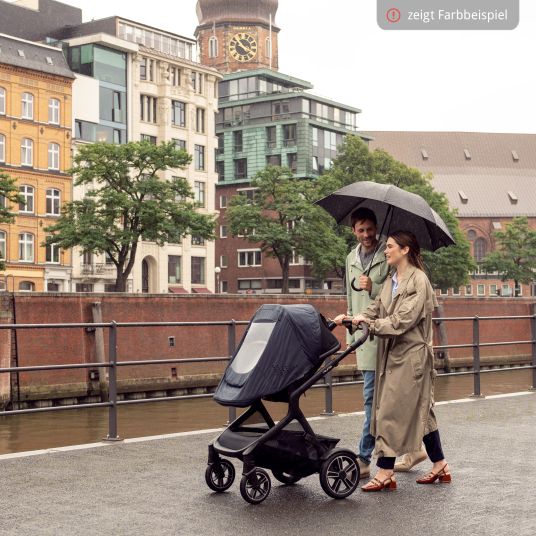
[214,266,221,293]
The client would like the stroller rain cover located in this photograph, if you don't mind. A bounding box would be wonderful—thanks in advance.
[214,304,340,407]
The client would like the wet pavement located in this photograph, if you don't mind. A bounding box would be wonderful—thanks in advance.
[0,392,534,536]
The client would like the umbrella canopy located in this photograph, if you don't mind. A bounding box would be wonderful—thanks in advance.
[316,181,455,251]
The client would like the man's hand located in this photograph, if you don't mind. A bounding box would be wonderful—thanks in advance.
[359,275,372,292]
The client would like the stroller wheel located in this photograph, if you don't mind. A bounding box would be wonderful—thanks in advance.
[319,450,360,499]
[272,470,301,485]
[205,460,236,492]
[240,468,271,504]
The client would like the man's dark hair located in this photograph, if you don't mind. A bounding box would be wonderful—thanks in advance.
[351,207,377,228]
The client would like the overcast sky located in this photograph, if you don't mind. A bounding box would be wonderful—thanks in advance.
[35,0,536,133]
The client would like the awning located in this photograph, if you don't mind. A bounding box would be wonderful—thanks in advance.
[192,287,212,294]
[169,287,189,294]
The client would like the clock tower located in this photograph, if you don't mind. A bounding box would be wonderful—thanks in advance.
[195,0,279,73]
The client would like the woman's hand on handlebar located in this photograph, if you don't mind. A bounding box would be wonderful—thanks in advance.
[351,315,369,328]
[332,314,348,326]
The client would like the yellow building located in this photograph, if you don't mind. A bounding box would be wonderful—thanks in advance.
[0,34,74,292]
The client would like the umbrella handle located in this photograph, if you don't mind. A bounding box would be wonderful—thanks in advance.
[351,278,364,292]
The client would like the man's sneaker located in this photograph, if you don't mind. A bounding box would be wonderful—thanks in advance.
[357,458,371,479]
[394,447,428,472]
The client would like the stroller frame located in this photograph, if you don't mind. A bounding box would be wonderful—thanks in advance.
[206,321,369,504]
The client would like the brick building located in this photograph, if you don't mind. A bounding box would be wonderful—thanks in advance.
[369,131,536,297]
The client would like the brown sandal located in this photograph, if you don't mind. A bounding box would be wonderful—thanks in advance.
[416,463,451,484]
[361,474,397,492]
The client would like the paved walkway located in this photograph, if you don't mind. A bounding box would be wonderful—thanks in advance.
[0,393,535,536]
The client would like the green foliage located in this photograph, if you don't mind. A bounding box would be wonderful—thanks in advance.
[481,217,536,293]
[0,172,25,271]
[315,135,475,289]
[45,141,215,291]
[227,166,347,293]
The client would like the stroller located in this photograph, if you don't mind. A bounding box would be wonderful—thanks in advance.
[205,304,369,504]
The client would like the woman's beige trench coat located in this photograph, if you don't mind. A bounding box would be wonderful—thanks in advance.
[362,266,439,458]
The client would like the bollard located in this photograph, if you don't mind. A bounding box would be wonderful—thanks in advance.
[470,316,484,398]
[227,320,237,423]
[321,358,335,416]
[104,321,122,441]
[530,314,536,392]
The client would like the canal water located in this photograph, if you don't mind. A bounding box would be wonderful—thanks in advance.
[0,369,532,455]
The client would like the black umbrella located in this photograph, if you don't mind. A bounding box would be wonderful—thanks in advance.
[315,181,456,290]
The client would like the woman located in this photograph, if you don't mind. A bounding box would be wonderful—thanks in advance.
[345,230,451,492]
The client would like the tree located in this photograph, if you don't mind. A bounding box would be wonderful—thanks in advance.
[481,217,536,296]
[45,142,215,292]
[0,172,24,271]
[315,135,475,289]
[227,166,347,294]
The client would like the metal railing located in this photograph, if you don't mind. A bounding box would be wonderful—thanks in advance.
[0,314,534,441]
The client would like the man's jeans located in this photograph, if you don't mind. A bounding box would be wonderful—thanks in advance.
[358,370,376,465]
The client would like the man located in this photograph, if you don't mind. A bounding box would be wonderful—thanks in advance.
[334,208,426,477]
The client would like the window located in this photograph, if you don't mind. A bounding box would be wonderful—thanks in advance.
[195,145,205,171]
[265,36,272,59]
[220,195,228,209]
[490,284,498,296]
[312,156,319,172]
[221,280,228,293]
[47,282,60,292]
[238,250,262,267]
[48,143,60,170]
[467,229,477,240]
[266,126,276,149]
[140,94,157,123]
[220,255,228,268]
[239,188,255,204]
[216,160,225,182]
[191,72,203,94]
[19,281,35,292]
[477,284,485,296]
[48,98,60,124]
[21,92,33,119]
[209,36,218,58]
[172,100,186,127]
[283,124,297,146]
[46,188,61,215]
[0,87,6,115]
[266,154,281,167]
[452,287,461,296]
[76,283,94,293]
[465,285,473,296]
[19,185,34,213]
[287,153,297,173]
[168,66,181,86]
[238,279,262,290]
[191,236,205,246]
[234,158,247,180]
[220,225,228,238]
[473,238,487,263]
[501,284,512,297]
[168,255,181,284]
[18,233,34,262]
[139,57,154,81]
[141,134,157,144]
[194,181,205,207]
[21,138,33,166]
[191,256,205,284]
[0,134,5,162]
[195,108,205,133]
[173,138,186,150]
[105,252,114,265]
[233,131,243,152]
[46,243,60,263]
[0,231,6,260]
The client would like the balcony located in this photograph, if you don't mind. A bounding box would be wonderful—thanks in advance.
[81,264,116,278]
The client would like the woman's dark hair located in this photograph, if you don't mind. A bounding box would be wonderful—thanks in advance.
[389,230,426,271]
[351,207,377,228]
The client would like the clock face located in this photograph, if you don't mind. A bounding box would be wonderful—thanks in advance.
[229,32,258,62]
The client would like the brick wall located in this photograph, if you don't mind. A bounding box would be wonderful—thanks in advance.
[7,293,535,400]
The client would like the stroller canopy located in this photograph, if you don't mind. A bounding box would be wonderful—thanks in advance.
[214,304,340,407]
